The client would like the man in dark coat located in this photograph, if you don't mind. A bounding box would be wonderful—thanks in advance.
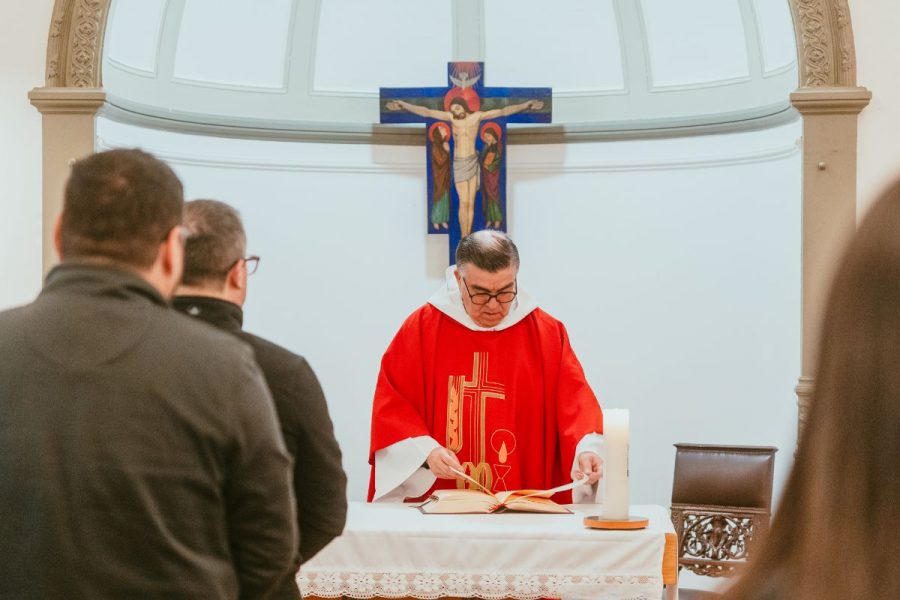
[0,149,298,599]
[173,199,348,599]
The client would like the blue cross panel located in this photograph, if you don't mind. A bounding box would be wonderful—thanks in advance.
[380,62,552,263]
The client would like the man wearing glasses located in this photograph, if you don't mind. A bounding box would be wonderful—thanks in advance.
[173,199,347,600]
[369,230,604,504]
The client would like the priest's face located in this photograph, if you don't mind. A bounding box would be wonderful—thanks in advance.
[455,264,518,328]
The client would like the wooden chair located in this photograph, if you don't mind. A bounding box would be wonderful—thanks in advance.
[669,444,777,599]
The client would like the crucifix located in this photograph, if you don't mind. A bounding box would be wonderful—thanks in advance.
[380,62,552,263]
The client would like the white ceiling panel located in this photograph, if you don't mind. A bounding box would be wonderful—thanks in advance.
[641,0,750,88]
[312,0,452,93]
[173,0,293,89]
[103,0,797,130]
[106,0,167,74]
[753,0,797,74]
[485,0,624,94]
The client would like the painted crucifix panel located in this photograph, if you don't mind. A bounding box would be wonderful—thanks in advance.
[380,62,552,262]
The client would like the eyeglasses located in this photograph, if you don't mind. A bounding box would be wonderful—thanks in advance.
[461,278,517,305]
[228,255,260,276]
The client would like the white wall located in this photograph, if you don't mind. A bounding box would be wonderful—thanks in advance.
[850,0,900,215]
[2,0,807,509]
[0,0,51,309]
[97,117,801,507]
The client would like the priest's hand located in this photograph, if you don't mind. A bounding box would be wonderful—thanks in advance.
[573,451,603,485]
[426,447,464,480]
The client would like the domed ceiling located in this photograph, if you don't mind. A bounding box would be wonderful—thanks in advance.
[102,0,798,139]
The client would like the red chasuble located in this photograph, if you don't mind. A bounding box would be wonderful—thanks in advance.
[368,303,603,503]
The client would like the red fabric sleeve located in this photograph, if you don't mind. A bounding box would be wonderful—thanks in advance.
[554,322,604,474]
[367,308,432,500]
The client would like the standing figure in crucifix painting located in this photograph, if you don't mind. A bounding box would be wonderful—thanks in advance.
[368,230,604,504]
[386,97,543,238]
[479,123,504,229]
[428,122,451,230]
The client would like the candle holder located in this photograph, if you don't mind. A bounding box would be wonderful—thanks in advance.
[583,514,649,530]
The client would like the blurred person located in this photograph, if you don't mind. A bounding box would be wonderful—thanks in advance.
[724,180,900,600]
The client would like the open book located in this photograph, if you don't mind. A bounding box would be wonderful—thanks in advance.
[417,470,589,514]
[418,488,571,514]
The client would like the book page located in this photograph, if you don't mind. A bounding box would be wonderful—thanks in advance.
[496,476,591,502]
[420,489,499,513]
[449,468,590,501]
[502,495,571,514]
[425,470,590,514]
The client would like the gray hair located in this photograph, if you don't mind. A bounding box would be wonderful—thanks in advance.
[181,199,246,287]
[455,230,520,273]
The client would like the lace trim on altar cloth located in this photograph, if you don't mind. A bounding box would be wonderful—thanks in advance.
[298,571,664,600]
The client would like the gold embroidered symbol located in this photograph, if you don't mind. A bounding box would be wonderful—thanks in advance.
[446,352,505,491]
[491,429,517,464]
[490,429,518,491]
[447,377,462,452]
[460,461,493,491]
[493,464,512,491]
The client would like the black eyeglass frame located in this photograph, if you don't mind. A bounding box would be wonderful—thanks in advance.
[461,277,518,305]
[228,255,261,276]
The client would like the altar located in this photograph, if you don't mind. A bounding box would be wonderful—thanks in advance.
[299,502,677,600]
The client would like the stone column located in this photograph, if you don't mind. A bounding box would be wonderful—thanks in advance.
[790,86,870,442]
[29,0,111,272]
[28,87,106,273]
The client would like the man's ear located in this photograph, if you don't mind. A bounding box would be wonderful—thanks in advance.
[53,214,64,259]
[160,226,184,277]
[227,259,247,293]
[148,225,185,299]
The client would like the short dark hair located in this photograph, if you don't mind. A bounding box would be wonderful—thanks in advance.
[455,230,520,273]
[181,199,246,287]
[60,148,183,268]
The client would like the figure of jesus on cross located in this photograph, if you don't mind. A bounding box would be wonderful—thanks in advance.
[386,95,544,238]
[381,62,551,261]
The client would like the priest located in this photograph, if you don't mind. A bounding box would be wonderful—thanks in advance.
[369,230,603,503]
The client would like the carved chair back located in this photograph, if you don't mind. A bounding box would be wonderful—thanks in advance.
[670,444,777,579]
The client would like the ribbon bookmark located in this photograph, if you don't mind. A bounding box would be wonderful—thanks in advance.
[449,467,495,496]
[448,468,590,500]
[513,476,590,501]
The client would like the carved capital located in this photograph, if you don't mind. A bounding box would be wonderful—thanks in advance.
[45,0,111,88]
[790,86,872,115]
[788,0,858,87]
[29,87,107,115]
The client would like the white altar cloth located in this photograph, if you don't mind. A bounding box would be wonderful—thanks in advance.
[299,502,674,600]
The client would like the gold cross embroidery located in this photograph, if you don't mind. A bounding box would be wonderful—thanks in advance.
[446,352,505,490]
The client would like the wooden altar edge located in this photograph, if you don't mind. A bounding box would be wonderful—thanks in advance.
[663,532,677,586]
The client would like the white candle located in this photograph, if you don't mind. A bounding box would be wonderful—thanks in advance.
[602,409,630,520]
